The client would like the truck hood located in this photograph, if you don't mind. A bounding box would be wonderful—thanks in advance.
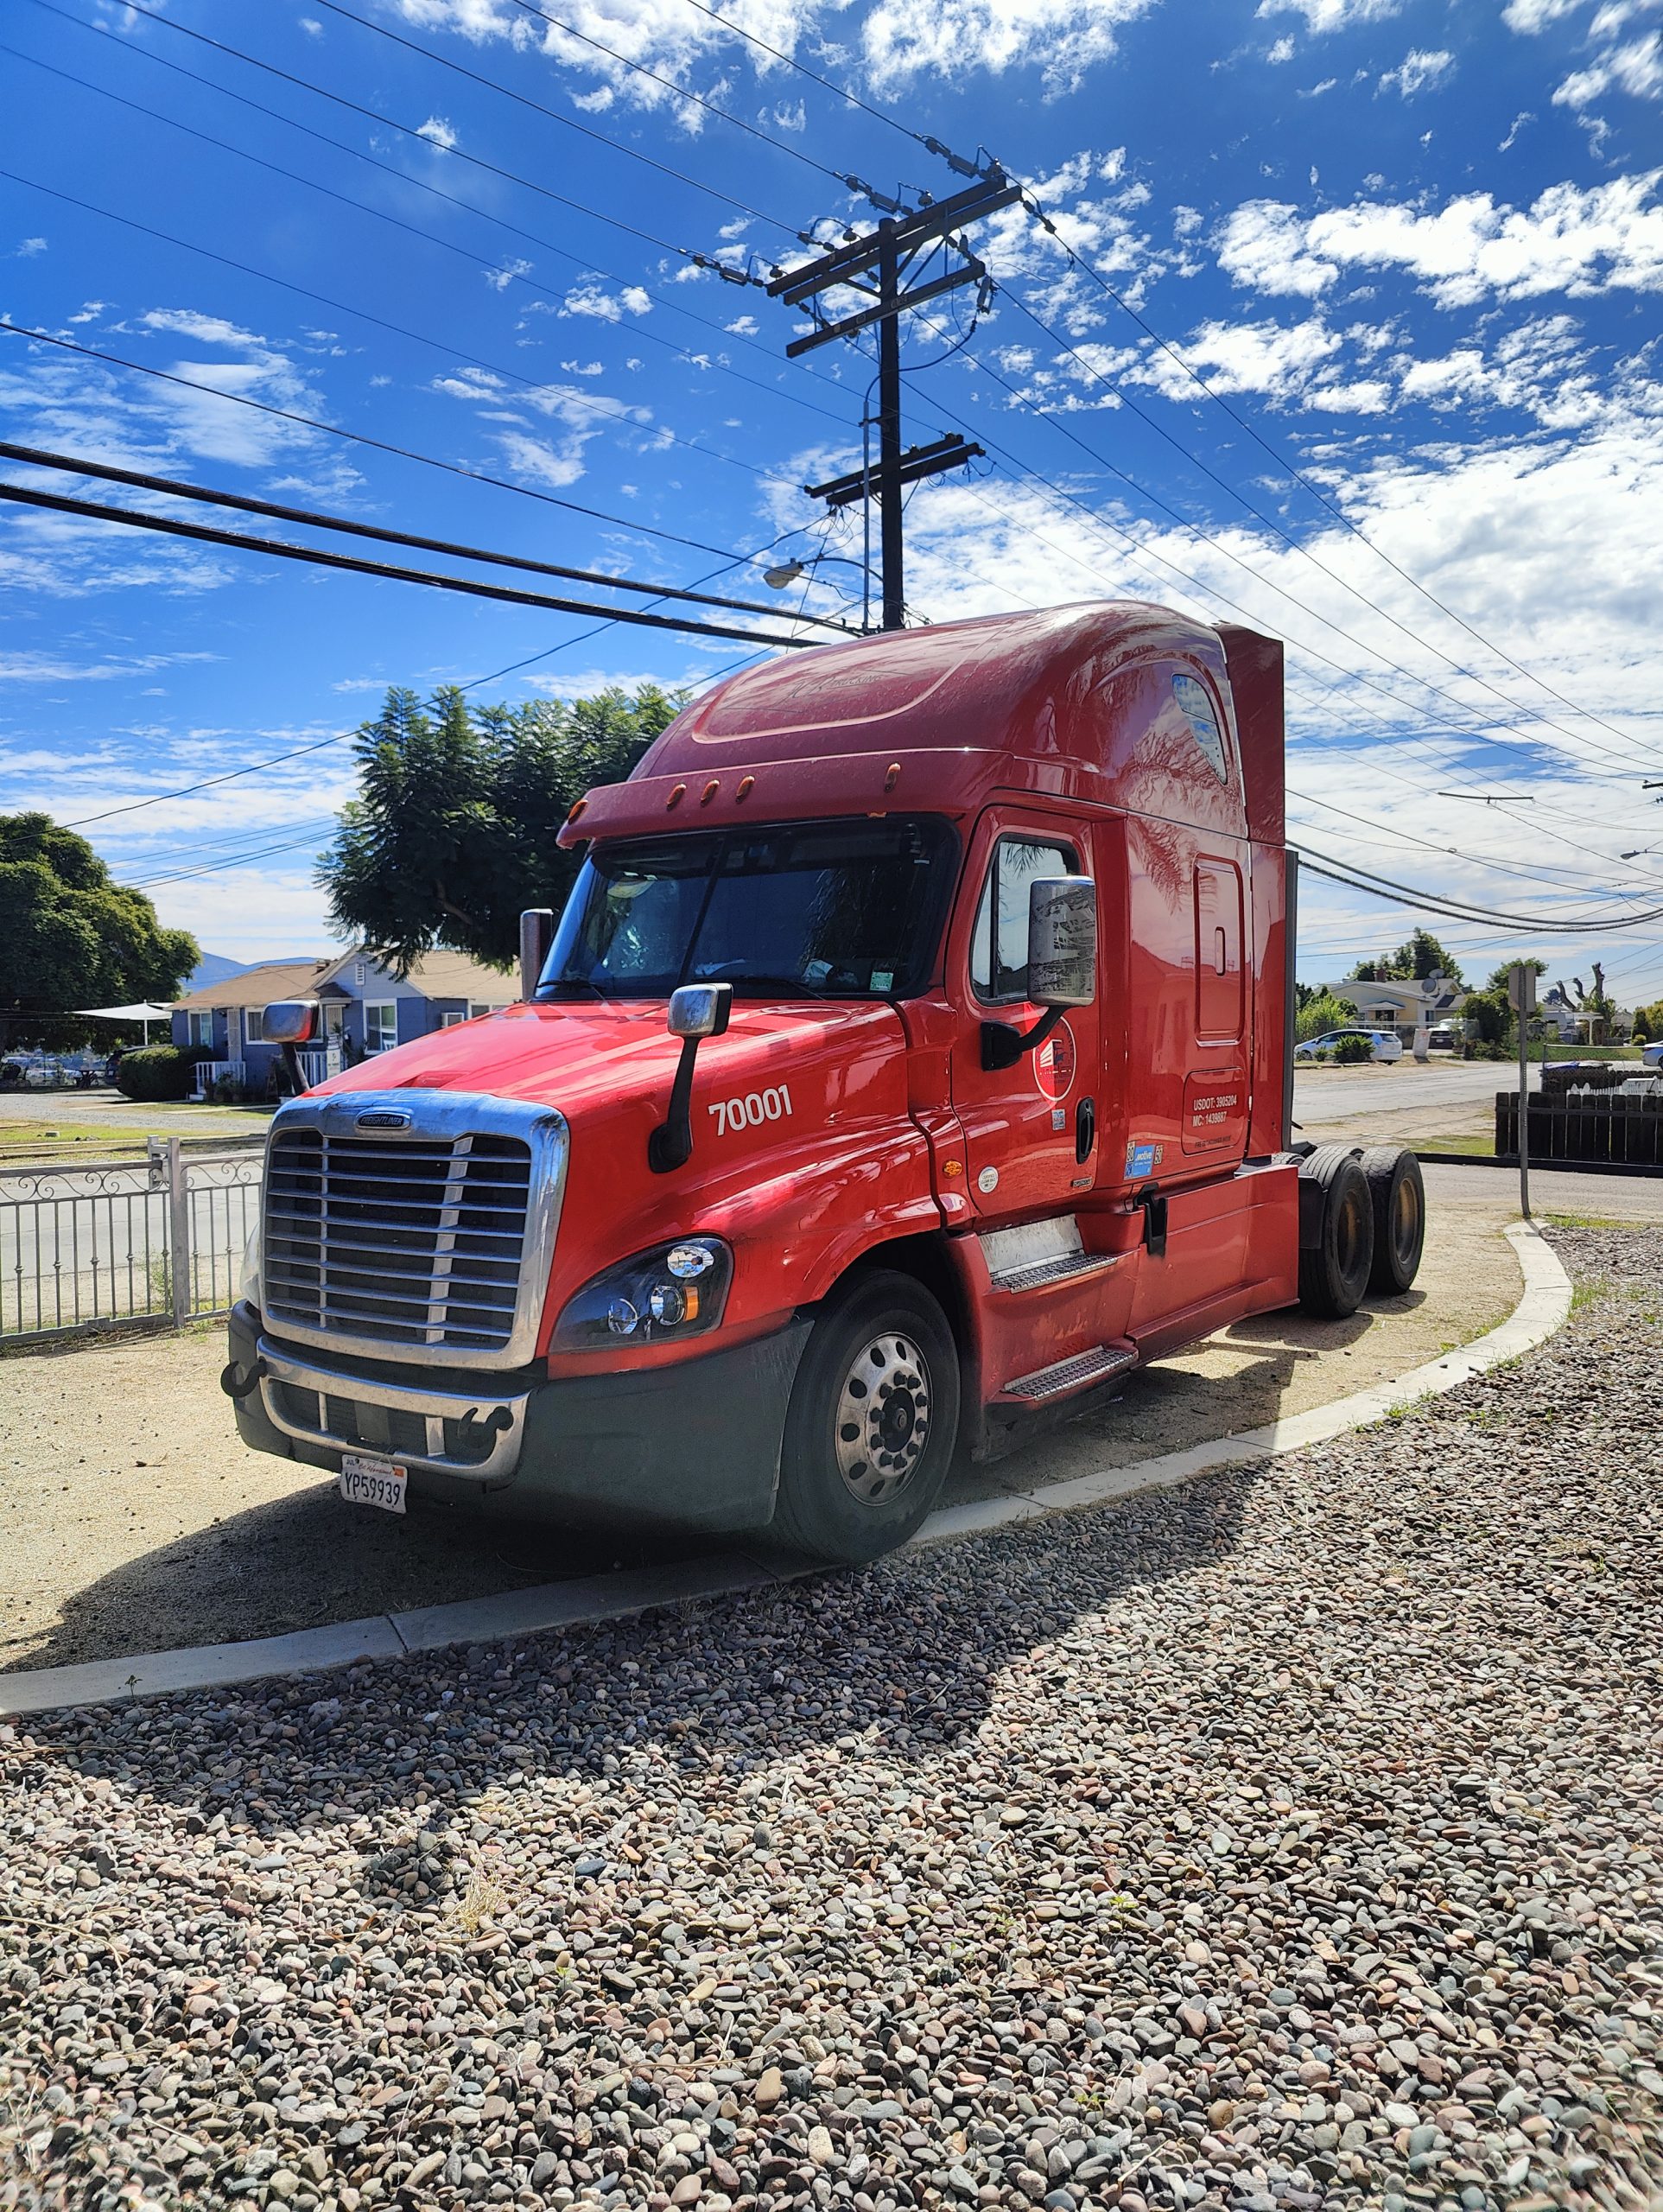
[308,996,887,1117]
[307,996,938,1354]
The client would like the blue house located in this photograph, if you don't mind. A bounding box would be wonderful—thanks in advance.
[171,947,516,1096]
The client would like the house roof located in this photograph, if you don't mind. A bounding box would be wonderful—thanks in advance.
[174,958,330,1012]
[174,946,516,1011]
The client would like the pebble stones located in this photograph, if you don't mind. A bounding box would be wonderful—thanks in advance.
[2,1224,1661,2212]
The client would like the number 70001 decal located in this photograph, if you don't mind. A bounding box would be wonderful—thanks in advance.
[708,1084,793,1136]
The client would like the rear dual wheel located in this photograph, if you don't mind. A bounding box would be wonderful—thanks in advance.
[1298,1143,1425,1317]
[771,1269,961,1565]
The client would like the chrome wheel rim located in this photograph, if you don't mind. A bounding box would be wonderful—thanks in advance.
[834,1332,932,1504]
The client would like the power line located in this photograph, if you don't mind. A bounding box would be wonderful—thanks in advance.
[0,168,770,488]
[501,0,847,191]
[652,0,1642,756]
[0,480,823,648]
[265,0,785,235]
[1296,848,1663,932]
[993,289,1657,781]
[644,0,1648,762]
[0,441,857,634]
[0,321,793,570]
[1006,196,1647,759]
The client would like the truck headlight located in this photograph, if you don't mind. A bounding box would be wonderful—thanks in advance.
[238,1217,262,1309]
[553,1236,732,1351]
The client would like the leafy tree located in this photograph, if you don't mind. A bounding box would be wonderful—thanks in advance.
[0,813,199,1050]
[320,683,682,973]
[1294,988,1358,1042]
[1347,929,1466,986]
[1631,999,1663,1044]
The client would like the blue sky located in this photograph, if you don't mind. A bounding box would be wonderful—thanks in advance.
[2,0,1660,1000]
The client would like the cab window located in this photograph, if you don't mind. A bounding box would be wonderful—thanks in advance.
[970,835,1077,1004]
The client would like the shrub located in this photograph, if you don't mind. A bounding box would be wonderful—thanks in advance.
[1332,1033,1375,1065]
[114,1044,196,1101]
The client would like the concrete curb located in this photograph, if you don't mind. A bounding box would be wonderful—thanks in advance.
[0,1223,1571,1719]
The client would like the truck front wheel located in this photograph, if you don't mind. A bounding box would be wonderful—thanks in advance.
[771,1269,962,1564]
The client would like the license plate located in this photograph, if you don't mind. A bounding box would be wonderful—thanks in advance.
[339,1454,408,1515]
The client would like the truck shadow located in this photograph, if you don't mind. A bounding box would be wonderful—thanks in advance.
[3,1482,709,1681]
[26,1455,1260,1859]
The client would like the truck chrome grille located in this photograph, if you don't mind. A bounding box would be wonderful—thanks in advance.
[259,1091,568,1368]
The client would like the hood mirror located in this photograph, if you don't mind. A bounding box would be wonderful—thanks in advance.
[651,982,733,1173]
[519,908,555,1002]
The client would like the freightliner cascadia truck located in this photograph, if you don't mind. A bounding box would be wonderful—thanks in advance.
[224,601,1425,1563]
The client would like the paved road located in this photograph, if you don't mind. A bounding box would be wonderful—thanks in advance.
[1293,1058,1528,1124]
[1425,1158,1663,1224]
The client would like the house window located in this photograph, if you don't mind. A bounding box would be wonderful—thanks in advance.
[365,1001,399,1053]
[354,961,367,987]
[243,1007,264,1046]
[188,1011,213,1048]
[439,1009,466,1029]
[469,1001,506,1019]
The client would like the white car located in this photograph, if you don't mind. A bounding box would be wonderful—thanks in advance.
[1294,1027,1405,1063]
[1642,1039,1663,1070]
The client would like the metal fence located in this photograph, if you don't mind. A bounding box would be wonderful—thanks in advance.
[0,1136,264,1345]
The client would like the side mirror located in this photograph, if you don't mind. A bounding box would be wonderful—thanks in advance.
[1026,877,1097,1007]
[519,908,555,1002]
[263,1001,320,1043]
[981,877,1098,1071]
[650,982,733,1173]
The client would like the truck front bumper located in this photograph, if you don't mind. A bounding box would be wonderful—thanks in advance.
[225,1300,812,1536]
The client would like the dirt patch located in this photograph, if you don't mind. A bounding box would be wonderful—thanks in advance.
[0,1194,1527,1676]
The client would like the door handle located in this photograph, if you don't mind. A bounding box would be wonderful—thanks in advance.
[1076,1095,1095,1165]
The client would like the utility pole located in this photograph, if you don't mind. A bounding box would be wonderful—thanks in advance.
[1509,961,1537,1220]
[767,173,1019,631]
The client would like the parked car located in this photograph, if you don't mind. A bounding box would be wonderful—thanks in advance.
[1642,1039,1663,1070]
[1294,1027,1405,1063]
[1427,1026,1457,1051]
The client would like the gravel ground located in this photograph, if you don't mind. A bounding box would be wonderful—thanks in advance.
[2,1224,1660,2212]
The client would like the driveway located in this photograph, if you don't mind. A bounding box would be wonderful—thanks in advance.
[0,1174,1529,1675]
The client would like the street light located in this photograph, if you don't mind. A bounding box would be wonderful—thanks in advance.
[1621,847,1661,860]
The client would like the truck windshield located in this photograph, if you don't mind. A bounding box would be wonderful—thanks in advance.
[539,816,957,1001]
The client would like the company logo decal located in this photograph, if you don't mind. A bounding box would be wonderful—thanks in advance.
[1032,1017,1076,1103]
[355,1109,412,1131]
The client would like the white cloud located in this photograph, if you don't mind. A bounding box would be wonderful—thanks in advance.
[1380,47,1454,96]
[391,0,1162,102]
[724,313,759,334]
[1503,0,1586,29]
[1256,0,1402,29]
[483,257,534,292]
[860,0,1158,92]
[1216,173,1663,306]
[299,16,323,33]
[13,236,48,257]
[1555,29,1663,105]
[1267,33,1296,60]
[0,649,217,684]
[560,280,651,321]
[416,114,459,149]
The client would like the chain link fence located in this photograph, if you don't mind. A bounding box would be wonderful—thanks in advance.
[0,1136,264,1345]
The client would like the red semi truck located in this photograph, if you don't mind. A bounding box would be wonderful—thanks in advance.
[225,601,1425,1562]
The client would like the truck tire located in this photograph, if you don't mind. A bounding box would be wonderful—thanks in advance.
[1360,1145,1425,1295]
[771,1269,962,1565]
[1298,1146,1374,1319]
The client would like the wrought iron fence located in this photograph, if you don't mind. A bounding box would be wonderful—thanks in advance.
[0,1137,264,1345]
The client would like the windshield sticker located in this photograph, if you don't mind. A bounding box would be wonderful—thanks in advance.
[1172,672,1228,783]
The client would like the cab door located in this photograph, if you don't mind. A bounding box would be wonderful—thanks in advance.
[947,811,1101,1220]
